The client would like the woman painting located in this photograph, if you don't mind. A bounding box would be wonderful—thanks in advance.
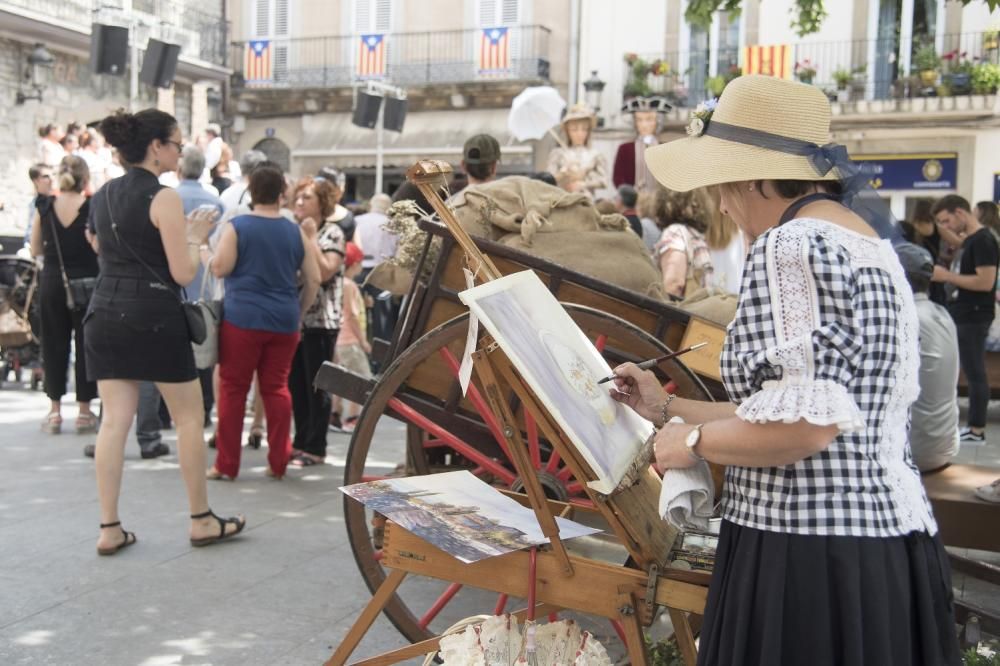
[30,155,99,434]
[546,103,607,199]
[207,162,320,480]
[86,109,245,555]
[612,76,960,665]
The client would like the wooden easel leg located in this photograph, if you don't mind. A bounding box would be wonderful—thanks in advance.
[668,607,699,666]
[325,569,408,666]
[616,592,650,666]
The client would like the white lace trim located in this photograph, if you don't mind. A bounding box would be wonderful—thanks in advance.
[765,225,819,381]
[736,378,865,432]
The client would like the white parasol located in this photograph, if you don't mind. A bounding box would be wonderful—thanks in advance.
[507,86,568,148]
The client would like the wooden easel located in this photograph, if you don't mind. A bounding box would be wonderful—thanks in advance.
[326,161,709,666]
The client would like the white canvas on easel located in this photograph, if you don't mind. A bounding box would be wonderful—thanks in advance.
[459,271,655,494]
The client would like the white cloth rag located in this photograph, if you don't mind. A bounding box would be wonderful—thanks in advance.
[658,416,715,531]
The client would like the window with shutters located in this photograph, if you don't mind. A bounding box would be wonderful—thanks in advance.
[353,0,392,33]
[477,0,522,75]
[477,0,519,26]
[250,0,290,83]
[352,0,393,77]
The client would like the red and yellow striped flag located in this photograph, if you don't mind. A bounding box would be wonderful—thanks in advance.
[742,44,793,79]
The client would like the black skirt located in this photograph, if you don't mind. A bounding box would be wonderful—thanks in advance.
[697,521,961,666]
[84,278,197,383]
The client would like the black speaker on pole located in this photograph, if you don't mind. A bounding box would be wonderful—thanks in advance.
[90,24,129,76]
[140,39,181,88]
[383,96,407,132]
[351,90,383,129]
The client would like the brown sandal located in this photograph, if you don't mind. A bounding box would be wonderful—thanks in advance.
[97,521,137,556]
[190,509,246,547]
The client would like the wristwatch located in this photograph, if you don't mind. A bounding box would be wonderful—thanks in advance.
[685,424,705,462]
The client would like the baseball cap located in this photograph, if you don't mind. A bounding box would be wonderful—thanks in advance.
[893,241,934,282]
[463,134,501,165]
[344,241,364,268]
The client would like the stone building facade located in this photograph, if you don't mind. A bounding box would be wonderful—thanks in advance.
[0,1,230,239]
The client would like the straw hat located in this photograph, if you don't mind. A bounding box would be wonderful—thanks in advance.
[561,102,597,130]
[644,75,840,192]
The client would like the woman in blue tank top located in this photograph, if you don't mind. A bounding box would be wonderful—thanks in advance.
[207,163,320,480]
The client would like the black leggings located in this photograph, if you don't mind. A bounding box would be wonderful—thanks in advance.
[289,329,338,457]
[39,274,97,403]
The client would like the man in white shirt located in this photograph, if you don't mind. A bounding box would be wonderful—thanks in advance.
[218,150,268,221]
[354,193,399,347]
[896,242,961,472]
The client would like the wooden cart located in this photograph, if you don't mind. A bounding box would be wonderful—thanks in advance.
[316,212,728,649]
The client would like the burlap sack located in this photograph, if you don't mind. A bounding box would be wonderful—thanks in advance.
[452,176,630,244]
[677,287,738,326]
[379,177,664,299]
[501,230,666,300]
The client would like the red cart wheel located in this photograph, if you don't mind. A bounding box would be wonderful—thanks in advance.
[342,305,712,644]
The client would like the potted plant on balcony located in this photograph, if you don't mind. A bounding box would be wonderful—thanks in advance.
[622,53,668,100]
[832,68,852,102]
[794,59,817,85]
[985,29,1000,53]
[942,50,974,95]
[972,61,1000,95]
[913,43,941,88]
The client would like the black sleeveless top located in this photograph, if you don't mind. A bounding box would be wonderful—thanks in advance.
[90,167,177,289]
[37,196,99,280]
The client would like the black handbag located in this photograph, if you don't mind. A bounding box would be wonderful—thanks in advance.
[45,203,96,312]
[105,191,208,345]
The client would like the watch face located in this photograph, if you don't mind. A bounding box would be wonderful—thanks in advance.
[686,427,700,448]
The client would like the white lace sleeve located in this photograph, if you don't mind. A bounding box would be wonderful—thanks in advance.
[734,226,865,432]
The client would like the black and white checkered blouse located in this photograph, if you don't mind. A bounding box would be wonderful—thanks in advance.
[720,218,938,537]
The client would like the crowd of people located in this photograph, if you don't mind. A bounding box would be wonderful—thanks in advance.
[14,80,999,665]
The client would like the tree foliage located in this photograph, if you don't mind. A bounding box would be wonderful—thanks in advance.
[685,0,1000,37]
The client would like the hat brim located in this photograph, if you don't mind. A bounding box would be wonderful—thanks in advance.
[645,133,841,192]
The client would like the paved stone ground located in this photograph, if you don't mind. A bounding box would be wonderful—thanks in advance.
[0,379,998,665]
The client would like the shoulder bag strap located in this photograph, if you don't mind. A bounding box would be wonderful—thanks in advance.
[105,182,185,306]
[44,197,77,309]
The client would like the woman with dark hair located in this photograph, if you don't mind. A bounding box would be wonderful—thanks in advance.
[612,76,960,664]
[206,163,320,480]
[975,200,1000,239]
[86,108,245,555]
[30,155,99,434]
[653,187,715,299]
[287,176,345,467]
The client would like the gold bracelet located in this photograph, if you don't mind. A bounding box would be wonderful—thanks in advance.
[657,393,677,429]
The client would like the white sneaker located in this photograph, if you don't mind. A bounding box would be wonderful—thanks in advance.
[974,479,1000,504]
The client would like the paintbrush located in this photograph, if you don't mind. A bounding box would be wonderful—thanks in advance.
[596,342,709,385]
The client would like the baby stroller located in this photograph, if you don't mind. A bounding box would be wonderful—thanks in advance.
[0,236,43,389]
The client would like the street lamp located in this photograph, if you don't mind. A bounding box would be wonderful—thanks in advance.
[583,70,606,126]
[15,43,55,104]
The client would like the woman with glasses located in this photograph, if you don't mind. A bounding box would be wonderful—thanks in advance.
[85,109,245,556]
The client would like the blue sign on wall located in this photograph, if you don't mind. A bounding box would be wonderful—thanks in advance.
[851,153,958,191]
[994,172,1000,202]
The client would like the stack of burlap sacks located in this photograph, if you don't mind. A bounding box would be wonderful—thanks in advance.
[367,176,737,325]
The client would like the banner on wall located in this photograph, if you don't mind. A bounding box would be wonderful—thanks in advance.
[741,44,793,79]
[851,153,958,191]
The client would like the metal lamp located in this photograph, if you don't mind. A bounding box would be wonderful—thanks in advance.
[16,43,55,104]
[583,70,606,126]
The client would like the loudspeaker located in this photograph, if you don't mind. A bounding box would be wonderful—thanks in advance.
[351,91,383,129]
[383,96,407,132]
[90,23,129,76]
[140,39,181,88]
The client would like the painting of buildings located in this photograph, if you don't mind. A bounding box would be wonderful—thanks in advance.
[341,471,599,563]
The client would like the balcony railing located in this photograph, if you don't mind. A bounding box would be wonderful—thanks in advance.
[0,0,229,66]
[629,31,1000,109]
[231,25,551,89]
